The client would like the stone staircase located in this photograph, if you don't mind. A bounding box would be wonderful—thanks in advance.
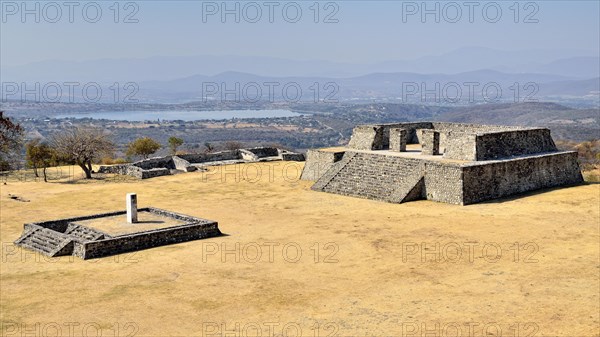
[14,227,74,257]
[65,224,107,242]
[312,152,426,203]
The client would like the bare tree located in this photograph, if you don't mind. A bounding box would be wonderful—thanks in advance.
[0,111,24,171]
[51,127,114,179]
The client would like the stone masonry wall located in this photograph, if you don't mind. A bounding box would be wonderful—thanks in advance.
[432,122,520,133]
[348,123,435,150]
[385,123,434,144]
[133,157,175,170]
[462,151,583,204]
[390,128,407,152]
[300,149,345,181]
[246,147,280,158]
[475,129,557,160]
[179,150,240,164]
[442,132,477,161]
[423,162,464,205]
[347,125,385,150]
[75,221,221,259]
[420,130,440,155]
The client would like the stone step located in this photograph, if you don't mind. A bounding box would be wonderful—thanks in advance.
[15,227,74,257]
[19,240,55,254]
[312,152,426,203]
[65,224,105,241]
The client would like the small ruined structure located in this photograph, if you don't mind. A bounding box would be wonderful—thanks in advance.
[301,122,583,205]
[98,147,304,179]
[14,195,220,259]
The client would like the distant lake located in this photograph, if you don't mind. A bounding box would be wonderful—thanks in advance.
[55,109,303,121]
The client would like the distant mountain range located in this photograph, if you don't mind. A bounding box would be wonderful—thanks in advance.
[2,47,598,104]
[2,47,598,83]
[435,102,599,141]
[135,70,599,103]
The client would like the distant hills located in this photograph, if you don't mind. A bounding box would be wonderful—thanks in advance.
[1,47,598,105]
[120,70,600,103]
[436,102,599,141]
[2,46,598,82]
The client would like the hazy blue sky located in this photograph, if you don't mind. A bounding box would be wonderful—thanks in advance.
[1,1,599,66]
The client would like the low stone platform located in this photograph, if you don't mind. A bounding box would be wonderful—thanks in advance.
[14,207,221,259]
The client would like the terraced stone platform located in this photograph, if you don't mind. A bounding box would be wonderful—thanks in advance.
[305,122,584,205]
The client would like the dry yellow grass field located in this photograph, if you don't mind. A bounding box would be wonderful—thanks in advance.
[1,162,598,337]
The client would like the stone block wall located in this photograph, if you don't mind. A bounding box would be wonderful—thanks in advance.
[300,149,345,181]
[474,129,557,160]
[390,128,407,152]
[99,147,299,180]
[442,132,477,161]
[140,168,171,179]
[172,156,196,172]
[239,149,259,161]
[76,221,221,259]
[281,152,306,161]
[179,151,240,164]
[246,147,280,158]
[423,162,464,205]
[347,125,385,150]
[432,122,519,134]
[420,130,440,155]
[347,123,436,150]
[462,151,583,204]
[386,122,434,144]
[133,157,175,170]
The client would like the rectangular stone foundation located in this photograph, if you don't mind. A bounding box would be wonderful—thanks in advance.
[15,207,221,259]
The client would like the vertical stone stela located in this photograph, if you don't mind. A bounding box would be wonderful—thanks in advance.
[127,193,138,223]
